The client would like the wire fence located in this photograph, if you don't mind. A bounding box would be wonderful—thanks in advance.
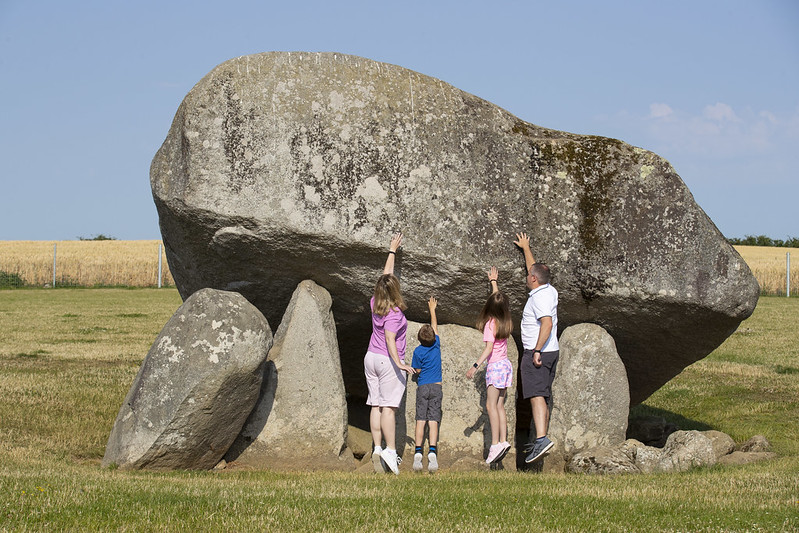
[0,242,794,296]
[0,241,174,289]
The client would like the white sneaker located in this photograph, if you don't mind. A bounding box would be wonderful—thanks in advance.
[413,452,423,471]
[427,452,438,473]
[381,448,400,475]
[485,443,502,464]
[496,441,512,462]
[372,446,387,473]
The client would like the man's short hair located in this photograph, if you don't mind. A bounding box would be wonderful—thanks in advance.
[530,263,551,284]
[418,324,436,347]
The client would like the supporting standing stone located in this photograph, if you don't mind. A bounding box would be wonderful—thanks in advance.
[544,323,629,472]
[226,280,353,470]
[402,321,518,471]
[102,288,272,470]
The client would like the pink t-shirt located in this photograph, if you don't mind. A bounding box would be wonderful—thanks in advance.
[367,296,407,362]
[483,318,508,364]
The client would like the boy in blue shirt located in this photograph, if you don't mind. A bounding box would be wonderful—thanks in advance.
[412,296,442,473]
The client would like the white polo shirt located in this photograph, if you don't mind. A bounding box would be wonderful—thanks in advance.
[521,283,559,352]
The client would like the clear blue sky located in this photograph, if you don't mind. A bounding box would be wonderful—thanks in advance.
[1,0,797,240]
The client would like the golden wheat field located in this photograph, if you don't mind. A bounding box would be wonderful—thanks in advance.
[0,241,795,293]
[0,240,174,287]
[735,245,798,296]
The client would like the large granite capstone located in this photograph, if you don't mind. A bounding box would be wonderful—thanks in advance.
[151,51,759,404]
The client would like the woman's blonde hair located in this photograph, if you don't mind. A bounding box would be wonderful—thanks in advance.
[476,291,513,339]
[373,274,407,316]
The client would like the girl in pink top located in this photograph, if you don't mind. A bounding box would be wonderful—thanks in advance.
[466,266,513,465]
[364,232,416,474]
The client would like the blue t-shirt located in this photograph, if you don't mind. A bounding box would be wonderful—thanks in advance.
[412,335,442,385]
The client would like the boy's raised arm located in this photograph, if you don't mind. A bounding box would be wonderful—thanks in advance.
[428,296,438,336]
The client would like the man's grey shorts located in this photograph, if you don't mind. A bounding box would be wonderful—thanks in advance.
[415,383,443,422]
[520,349,559,399]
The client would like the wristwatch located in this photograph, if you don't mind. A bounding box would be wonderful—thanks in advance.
[533,349,542,354]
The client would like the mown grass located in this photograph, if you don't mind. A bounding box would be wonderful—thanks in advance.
[0,290,797,531]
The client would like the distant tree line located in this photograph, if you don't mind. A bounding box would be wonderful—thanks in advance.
[78,234,117,241]
[727,235,799,248]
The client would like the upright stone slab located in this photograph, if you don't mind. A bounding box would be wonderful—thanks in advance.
[102,288,272,470]
[151,51,759,405]
[226,280,353,470]
[545,323,629,472]
[402,321,518,470]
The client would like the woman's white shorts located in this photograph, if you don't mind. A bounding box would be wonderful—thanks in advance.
[364,351,407,408]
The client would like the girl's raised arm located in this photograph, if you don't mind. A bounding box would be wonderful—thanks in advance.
[488,266,499,294]
[383,232,403,275]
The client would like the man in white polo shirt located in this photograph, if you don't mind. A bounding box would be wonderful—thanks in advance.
[514,232,559,464]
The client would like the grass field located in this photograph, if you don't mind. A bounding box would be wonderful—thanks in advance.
[0,290,797,531]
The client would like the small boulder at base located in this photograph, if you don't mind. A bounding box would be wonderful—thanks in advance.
[546,323,630,472]
[567,445,639,475]
[622,439,664,474]
[402,321,518,470]
[102,289,272,470]
[659,430,716,472]
[225,280,353,470]
[718,451,777,466]
[738,435,771,453]
[701,430,736,459]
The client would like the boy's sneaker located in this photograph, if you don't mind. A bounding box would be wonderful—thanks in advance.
[413,452,423,472]
[380,448,400,475]
[496,441,512,462]
[427,452,438,473]
[524,436,554,464]
[485,443,502,464]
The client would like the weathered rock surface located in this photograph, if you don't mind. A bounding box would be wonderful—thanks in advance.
[718,451,777,466]
[225,280,353,470]
[547,323,629,471]
[738,435,771,453]
[622,439,665,473]
[102,289,272,470]
[567,445,640,474]
[659,430,716,472]
[151,51,759,404]
[701,430,736,459]
[401,321,518,469]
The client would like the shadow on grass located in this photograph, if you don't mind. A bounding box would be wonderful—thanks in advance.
[630,403,714,432]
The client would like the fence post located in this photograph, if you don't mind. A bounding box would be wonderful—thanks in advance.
[788,252,791,297]
[52,243,57,288]
[158,243,163,289]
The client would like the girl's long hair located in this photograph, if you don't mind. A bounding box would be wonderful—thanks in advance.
[373,274,406,316]
[476,291,513,339]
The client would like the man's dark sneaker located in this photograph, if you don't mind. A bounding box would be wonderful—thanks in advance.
[524,436,554,464]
